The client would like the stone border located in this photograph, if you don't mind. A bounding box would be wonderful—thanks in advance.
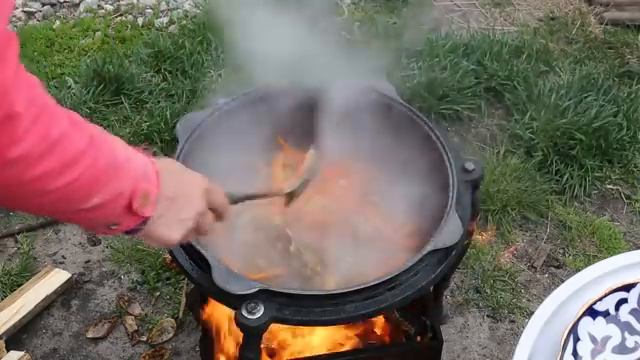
[11,0,198,27]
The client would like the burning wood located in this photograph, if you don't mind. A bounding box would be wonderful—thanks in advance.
[201,299,397,360]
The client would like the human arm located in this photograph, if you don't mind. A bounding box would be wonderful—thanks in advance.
[0,1,228,245]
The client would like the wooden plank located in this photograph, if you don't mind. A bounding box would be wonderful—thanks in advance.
[1,351,31,360]
[605,5,640,11]
[599,10,640,23]
[0,266,72,338]
[533,243,552,269]
[596,4,640,11]
[594,0,640,6]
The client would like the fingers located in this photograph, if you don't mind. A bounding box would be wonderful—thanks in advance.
[138,157,231,249]
[205,183,230,221]
[195,210,216,237]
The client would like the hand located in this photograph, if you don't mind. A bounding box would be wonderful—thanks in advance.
[138,157,230,248]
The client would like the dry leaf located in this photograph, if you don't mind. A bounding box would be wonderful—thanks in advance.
[147,318,177,345]
[116,293,130,309]
[140,346,171,360]
[85,317,119,339]
[117,293,144,317]
[122,315,141,344]
[162,253,179,271]
[127,301,144,317]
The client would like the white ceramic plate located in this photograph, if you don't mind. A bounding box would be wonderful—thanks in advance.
[513,250,640,360]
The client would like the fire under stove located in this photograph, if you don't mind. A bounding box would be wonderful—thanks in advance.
[169,85,483,360]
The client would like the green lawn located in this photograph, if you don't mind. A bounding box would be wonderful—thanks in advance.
[5,3,639,320]
[0,234,36,300]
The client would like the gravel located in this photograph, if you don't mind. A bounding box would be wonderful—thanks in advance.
[10,0,198,27]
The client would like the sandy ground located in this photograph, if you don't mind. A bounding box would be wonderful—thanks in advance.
[442,310,521,360]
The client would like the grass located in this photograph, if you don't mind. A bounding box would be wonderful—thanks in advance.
[0,235,37,300]
[480,147,552,231]
[458,241,529,319]
[554,206,630,271]
[107,236,184,318]
[401,15,640,197]
[18,17,151,83]
[0,211,40,231]
[20,8,640,199]
[6,2,640,326]
[21,13,223,154]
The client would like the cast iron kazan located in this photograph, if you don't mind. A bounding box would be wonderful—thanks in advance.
[169,85,482,327]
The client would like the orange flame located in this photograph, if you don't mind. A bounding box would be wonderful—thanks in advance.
[471,225,496,246]
[201,299,393,360]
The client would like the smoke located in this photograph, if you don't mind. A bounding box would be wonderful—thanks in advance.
[196,0,446,292]
[209,0,389,88]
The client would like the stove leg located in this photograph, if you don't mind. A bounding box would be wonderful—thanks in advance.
[431,231,474,325]
[430,320,444,360]
[238,331,264,360]
[234,302,271,360]
[431,275,452,325]
[235,320,268,360]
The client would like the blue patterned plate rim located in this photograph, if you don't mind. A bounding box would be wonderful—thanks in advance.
[558,278,640,360]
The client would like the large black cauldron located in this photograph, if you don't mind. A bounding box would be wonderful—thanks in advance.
[170,85,482,360]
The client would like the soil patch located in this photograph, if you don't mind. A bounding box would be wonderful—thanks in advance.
[2,223,200,359]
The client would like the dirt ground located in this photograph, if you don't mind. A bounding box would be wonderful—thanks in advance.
[0,121,573,360]
[442,309,522,360]
[1,150,634,359]
[1,222,523,360]
[3,224,201,360]
[0,204,570,360]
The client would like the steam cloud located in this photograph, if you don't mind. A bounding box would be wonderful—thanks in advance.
[198,0,444,292]
[209,0,390,89]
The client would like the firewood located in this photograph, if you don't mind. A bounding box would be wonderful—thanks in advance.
[0,266,72,338]
[1,351,31,360]
[533,244,552,269]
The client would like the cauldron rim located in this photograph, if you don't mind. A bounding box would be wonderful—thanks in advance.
[173,86,464,296]
[169,86,483,324]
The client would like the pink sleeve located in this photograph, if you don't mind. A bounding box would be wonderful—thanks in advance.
[0,1,159,235]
